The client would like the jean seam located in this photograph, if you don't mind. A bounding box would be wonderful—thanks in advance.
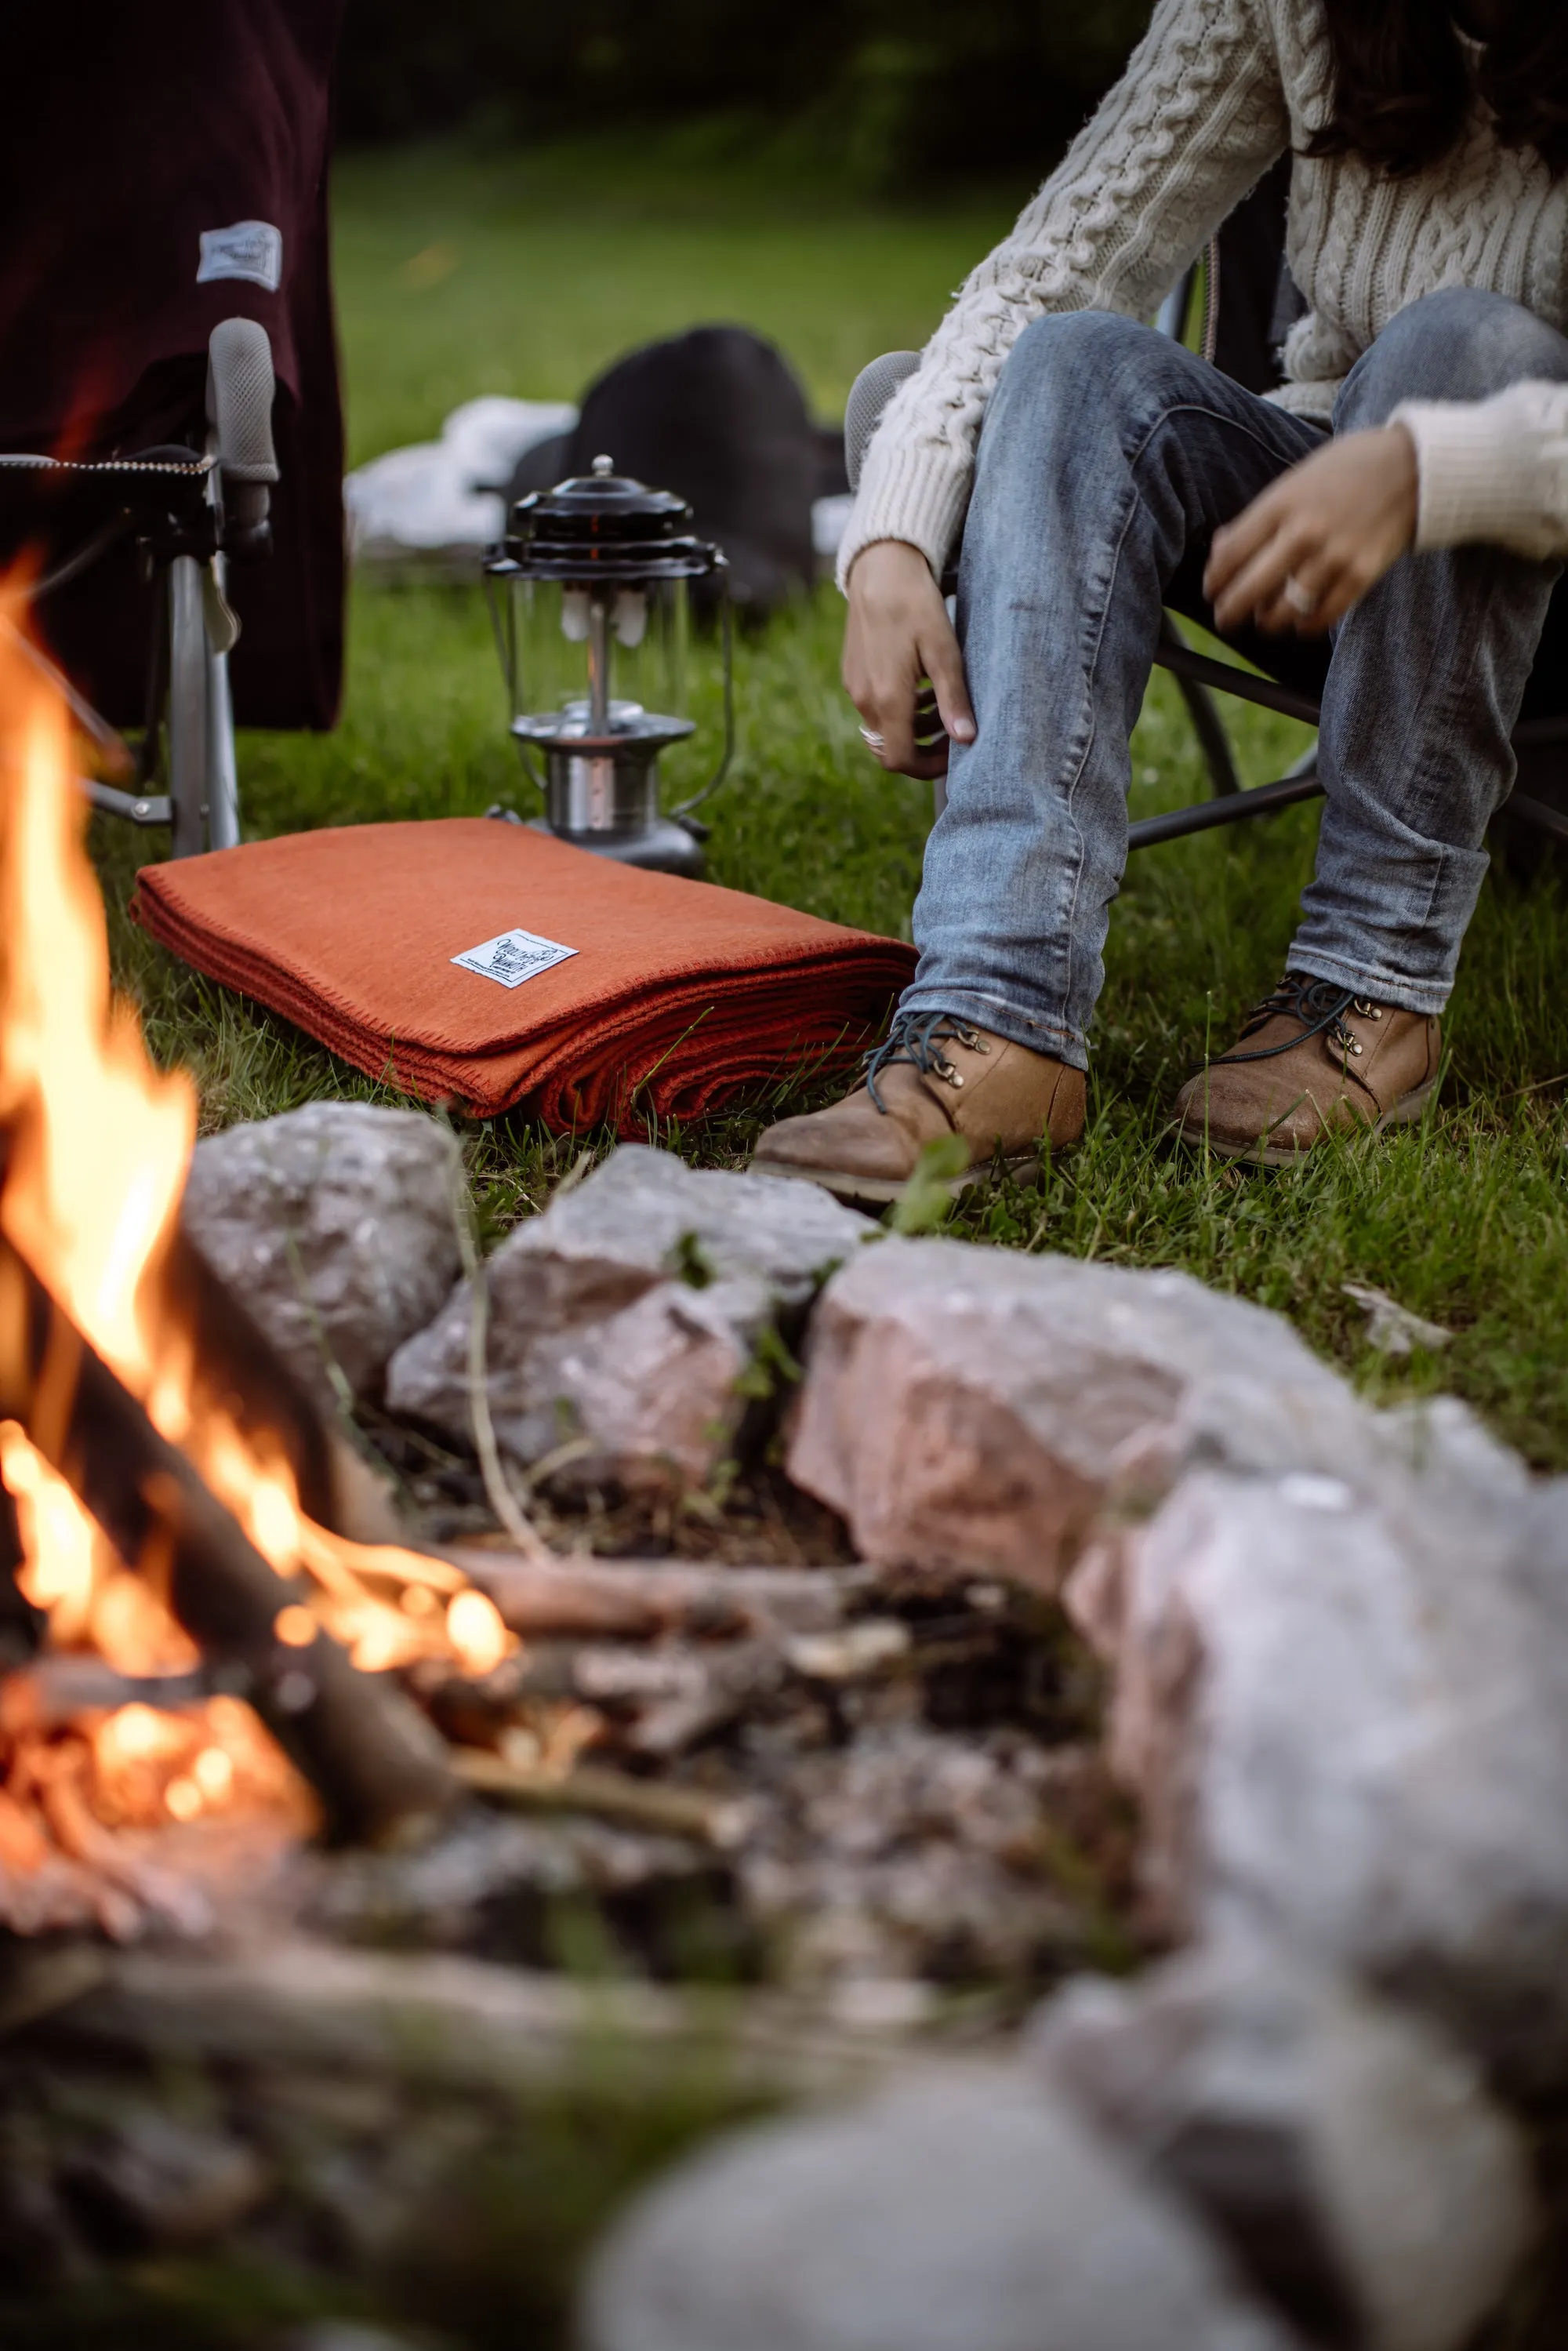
[1123,398,1319,480]
[1057,396,1298,1036]
[1308,540,1526,979]
[1059,399,1315,1038]
[1059,475,1143,1040]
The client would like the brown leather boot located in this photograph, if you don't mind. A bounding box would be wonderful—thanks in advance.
[751,1012,1085,1205]
[1174,974,1441,1165]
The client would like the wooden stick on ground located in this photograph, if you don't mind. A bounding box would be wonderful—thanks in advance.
[450,1746,752,1851]
[439,1545,873,1640]
[0,1236,456,1849]
[446,1150,556,1566]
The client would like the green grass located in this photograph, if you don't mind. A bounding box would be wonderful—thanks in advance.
[332,134,1024,461]
[100,141,1568,1471]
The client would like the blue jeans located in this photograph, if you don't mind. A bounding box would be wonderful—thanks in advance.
[903,289,1568,1067]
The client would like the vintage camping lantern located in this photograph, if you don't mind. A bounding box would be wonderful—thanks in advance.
[485,456,732,876]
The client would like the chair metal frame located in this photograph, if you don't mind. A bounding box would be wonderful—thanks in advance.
[0,318,278,859]
[1142,616,1568,851]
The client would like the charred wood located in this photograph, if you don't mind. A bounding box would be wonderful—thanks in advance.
[173,1227,405,1545]
[0,1237,455,1848]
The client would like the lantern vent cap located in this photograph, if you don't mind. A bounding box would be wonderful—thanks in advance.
[493,459,725,582]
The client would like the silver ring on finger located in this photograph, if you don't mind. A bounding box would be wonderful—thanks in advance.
[1283,573,1317,618]
[859,725,887,752]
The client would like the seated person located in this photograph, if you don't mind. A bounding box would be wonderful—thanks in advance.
[753,0,1568,1197]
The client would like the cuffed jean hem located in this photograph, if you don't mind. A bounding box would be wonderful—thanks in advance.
[894,984,1091,1071]
[1283,949,1451,1019]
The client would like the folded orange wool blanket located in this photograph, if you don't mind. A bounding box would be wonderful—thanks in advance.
[132,819,916,1133]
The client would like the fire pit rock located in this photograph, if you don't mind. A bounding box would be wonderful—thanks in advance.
[387,1146,873,1490]
[583,1939,1532,2351]
[182,1102,463,1416]
[1095,1444,1568,2095]
[1034,1942,1534,2351]
[581,2060,1305,2351]
[786,1237,1377,1590]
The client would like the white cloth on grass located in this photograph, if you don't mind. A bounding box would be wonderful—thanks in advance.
[344,396,576,565]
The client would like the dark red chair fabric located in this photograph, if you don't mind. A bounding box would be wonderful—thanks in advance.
[0,1,347,729]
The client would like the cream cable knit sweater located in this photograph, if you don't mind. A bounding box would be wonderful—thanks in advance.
[1396,384,1568,556]
[840,0,1568,590]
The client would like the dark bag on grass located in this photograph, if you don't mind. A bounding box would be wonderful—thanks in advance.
[506,324,830,621]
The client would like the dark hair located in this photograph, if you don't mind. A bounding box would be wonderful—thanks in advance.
[1308,0,1568,177]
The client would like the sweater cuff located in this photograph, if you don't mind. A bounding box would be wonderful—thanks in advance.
[834,441,973,594]
[1391,397,1549,554]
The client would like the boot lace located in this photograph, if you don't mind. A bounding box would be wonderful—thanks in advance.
[1211,973,1383,1067]
[862,1010,987,1114]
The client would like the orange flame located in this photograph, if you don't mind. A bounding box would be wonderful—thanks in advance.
[0,612,511,1842]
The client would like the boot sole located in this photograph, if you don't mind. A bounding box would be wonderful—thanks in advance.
[750,1148,1057,1209]
[1177,1074,1439,1168]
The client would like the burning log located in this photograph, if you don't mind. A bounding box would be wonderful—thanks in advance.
[0,1234,456,1848]
[0,599,526,1907]
[0,1655,209,1729]
[170,1221,406,1547]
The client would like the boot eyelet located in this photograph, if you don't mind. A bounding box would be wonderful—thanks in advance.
[1349,1041,1363,1056]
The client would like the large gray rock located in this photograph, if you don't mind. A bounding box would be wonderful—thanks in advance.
[786,1238,1375,1589]
[1094,1459,1568,2092]
[543,1274,776,1492]
[1034,1944,1534,2351]
[581,2063,1301,2351]
[182,1103,463,1415]
[387,1146,871,1489]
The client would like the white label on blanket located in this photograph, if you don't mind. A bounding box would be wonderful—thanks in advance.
[452,926,577,989]
[197,221,283,292]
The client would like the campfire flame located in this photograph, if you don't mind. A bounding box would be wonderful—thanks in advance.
[0,616,510,1888]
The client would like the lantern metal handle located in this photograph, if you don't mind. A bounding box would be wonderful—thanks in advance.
[670,555,735,823]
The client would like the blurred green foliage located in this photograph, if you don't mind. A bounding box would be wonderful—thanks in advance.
[336,0,1154,188]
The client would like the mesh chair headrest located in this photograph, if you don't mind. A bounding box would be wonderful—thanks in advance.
[844,351,920,494]
[206,318,278,486]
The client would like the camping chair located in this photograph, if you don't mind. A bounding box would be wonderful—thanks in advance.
[0,0,347,860]
[844,170,1568,857]
[0,319,280,859]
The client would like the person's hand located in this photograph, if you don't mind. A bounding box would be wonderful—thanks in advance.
[1204,423,1420,637]
[843,540,976,778]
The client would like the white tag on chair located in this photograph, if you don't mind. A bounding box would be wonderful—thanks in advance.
[197,222,284,293]
[452,927,578,989]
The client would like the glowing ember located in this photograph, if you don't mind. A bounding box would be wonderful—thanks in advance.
[80,1692,308,1835]
[194,1746,234,1799]
[0,602,517,1891]
[446,1589,510,1678]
